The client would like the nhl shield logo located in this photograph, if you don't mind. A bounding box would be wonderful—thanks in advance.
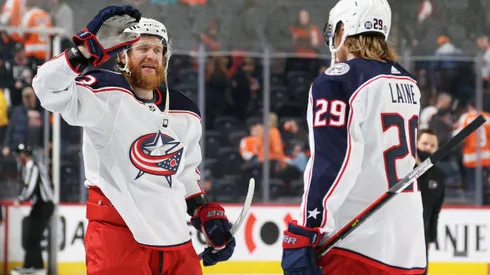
[129,131,183,187]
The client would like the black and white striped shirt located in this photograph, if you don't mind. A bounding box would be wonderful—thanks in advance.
[18,159,54,203]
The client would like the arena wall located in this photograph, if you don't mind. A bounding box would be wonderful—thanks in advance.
[0,204,489,275]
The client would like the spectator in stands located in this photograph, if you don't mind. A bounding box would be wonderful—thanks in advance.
[287,9,322,73]
[21,0,52,61]
[0,31,16,60]
[200,20,221,52]
[205,56,232,129]
[0,0,25,43]
[289,9,322,57]
[8,43,40,107]
[281,118,308,149]
[476,35,490,89]
[229,57,258,121]
[435,35,462,56]
[239,122,261,163]
[456,99,490,197]
[416,129,445,275]
[419,92,452,130]
[274,141,307,195]
[0,87,8,145]
[2,86,44,158]
[257,113,286,170]
[284,142,307,173]
[429,94,461,188]
[0,52,15,109]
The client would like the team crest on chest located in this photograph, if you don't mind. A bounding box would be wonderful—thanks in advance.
[129,131,183,187]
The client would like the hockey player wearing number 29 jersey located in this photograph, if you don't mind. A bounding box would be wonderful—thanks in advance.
[32,6,235,275]
[281,1,426,275]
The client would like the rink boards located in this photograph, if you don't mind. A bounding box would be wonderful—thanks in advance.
[1,204,490,275]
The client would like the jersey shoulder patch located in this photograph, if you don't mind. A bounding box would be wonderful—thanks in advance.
[325,63,350,76]
[75,69,132,91]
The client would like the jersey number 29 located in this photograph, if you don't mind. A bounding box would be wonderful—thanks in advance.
[381,113,419,191]
[313,99,347,127]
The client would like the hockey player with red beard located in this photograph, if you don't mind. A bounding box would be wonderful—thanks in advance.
[32,6,235,275]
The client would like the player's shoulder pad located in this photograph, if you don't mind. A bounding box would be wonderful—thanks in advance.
[75,69,132,91]
[166,89,201,118]
[315,62,356,87]
[320,62,358,84]
[313,61,360,99]
[324,62,351,77]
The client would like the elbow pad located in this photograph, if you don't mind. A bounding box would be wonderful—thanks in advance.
[186,194,209,217]
[66,47,90,74]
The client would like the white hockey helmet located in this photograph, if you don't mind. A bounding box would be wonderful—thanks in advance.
[119,17,171,73]
[126,17,169,47]
[325,0,392,54]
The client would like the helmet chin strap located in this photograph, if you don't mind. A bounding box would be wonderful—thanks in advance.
[162,53,170,128]
[120,50,131,75]
[329,33,347,66]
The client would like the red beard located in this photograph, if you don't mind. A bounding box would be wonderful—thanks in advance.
[125,59,166,91]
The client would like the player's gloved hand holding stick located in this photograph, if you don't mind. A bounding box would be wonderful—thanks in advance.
[281,221,323,275]
[191,203,236,266]
[71,5,141,68]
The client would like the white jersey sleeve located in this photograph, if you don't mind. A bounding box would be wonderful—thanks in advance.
[32,52,112,128]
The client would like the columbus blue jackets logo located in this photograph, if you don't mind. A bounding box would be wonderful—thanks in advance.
[129,131,183,186]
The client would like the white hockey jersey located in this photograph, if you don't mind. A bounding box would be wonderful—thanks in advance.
[301,59,426,273]
[33,52,204,248]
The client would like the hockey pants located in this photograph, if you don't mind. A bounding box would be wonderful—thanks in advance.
[318,250,426,275]
[84,187,203,275]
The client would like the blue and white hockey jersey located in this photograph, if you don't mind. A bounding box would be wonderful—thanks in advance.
[302,58,426,272]
[33,52,203,248]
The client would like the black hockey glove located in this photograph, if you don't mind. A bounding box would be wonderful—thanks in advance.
[72,5,141,66]
[191,202,236,266]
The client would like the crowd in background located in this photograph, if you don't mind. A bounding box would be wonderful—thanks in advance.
[0,0,490,205]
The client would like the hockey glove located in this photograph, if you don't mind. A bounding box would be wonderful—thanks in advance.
[191,202,235,266]
[282,221,323,275]
[72,5,141,66]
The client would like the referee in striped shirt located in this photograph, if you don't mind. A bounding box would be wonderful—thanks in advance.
[11,144,54,275]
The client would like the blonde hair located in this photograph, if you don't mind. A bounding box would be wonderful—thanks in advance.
[344,34,397,62]
[268,112,278,128]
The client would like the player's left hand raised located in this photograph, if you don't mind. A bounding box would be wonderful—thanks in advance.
[191,202,235,266]
[282,220,323,275]
[72,5,142,66]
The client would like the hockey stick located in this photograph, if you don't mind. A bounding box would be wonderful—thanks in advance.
[198,178,255,259]
[317,114,487,257]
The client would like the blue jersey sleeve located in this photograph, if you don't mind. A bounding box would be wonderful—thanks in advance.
[302,66,366,229]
